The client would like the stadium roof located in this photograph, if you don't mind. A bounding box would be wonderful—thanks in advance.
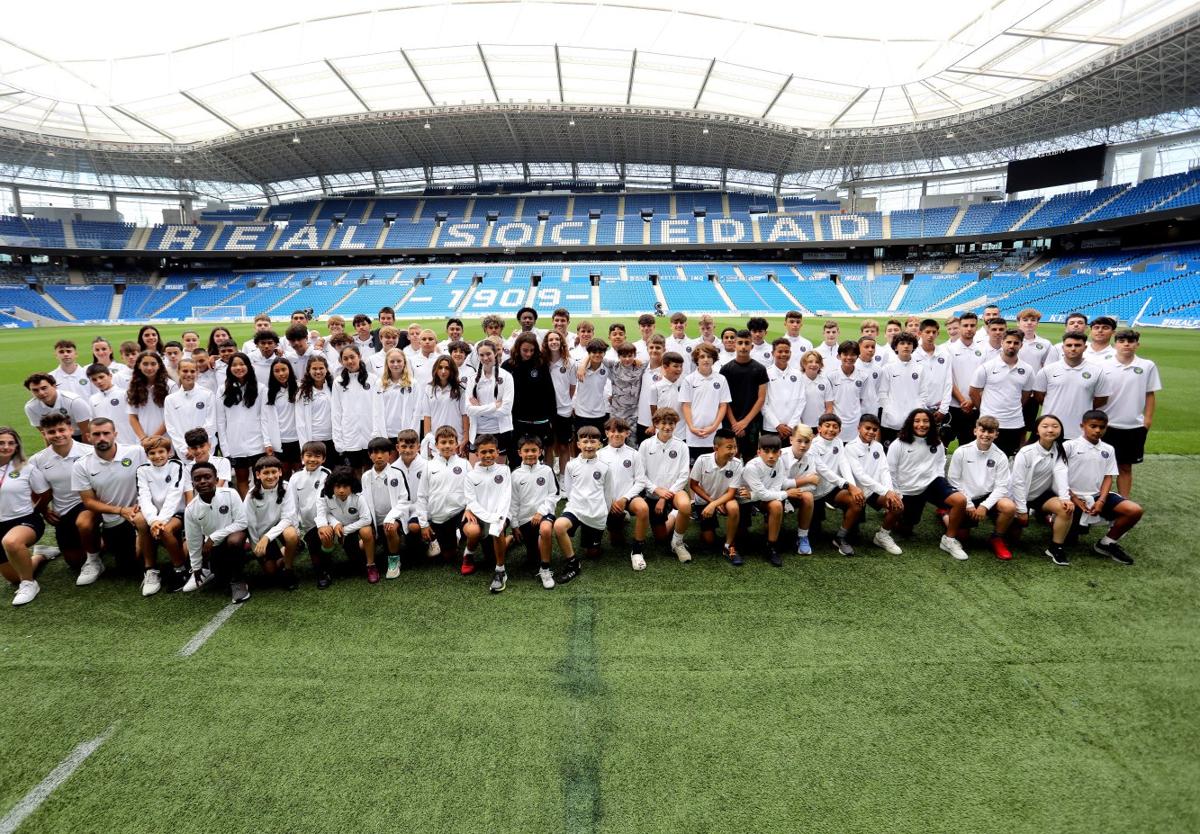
[1,0,1198,190]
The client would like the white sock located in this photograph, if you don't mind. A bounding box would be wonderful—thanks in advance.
[85,552,101,563]
[671,531,683,546]
[797,528,808,537]
[1100,535,1118,545]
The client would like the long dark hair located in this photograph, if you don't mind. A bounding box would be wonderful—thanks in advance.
[897,408,940,449]
[251,455,287,503]
[126,350,170,408]
[222,352,260,408]
[1033,414,1068,461]
[337,346,370,391]
[541,330,571,369]
[266,358,297,405]
[137,325,163,355]
[298,354,329,401]
[206,326,233,355]
[320,464,362,498]
[429,356,461,400]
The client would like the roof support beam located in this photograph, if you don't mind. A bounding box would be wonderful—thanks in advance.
[693,58,715,109]
[111,106,177,141]
[626,49,638,106]
[402,49,437,107]
[251,72,306,119]
[946,68,1051,82]
[829,88,868,127]
[179,92,241,131]
[762,74,793,119]
[325,59,372,112]
[477,44,500,103]
[1005,28,1123,46]
[554,44,565,103]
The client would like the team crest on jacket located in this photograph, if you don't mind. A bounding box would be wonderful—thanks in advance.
[1101,450,1110,458]
[938,357,945,364]
[818,384,825,391]
[986,459,996,468]
[713,381,720,389]
[218,505,228,514]
[623,459,633,468]
[349,506,358,514]
[494,474,504,484]
[560,367,567,373]
[1017,368,1026,375]
[592,471,602,480]
[109,397,119,406]
[790,375,797,382]
[121,458,132,467]
[530,369,539,378]
[197,401,205,409]
[873,451,880,459]
[598,368,606,376]
[1134,367,1144,375]
[912,373,919,380]
[724,469,733,477]
[855,380,862,387]
[536,476,546,486]
[452,466,462,475]
[390,478,399,487]
[1082,372,1092,379]
[668,450,678,459]
[831,447,839,454]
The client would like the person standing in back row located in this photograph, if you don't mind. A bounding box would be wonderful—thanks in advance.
[719,330,768,462]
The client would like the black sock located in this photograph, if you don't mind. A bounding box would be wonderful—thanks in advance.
[632,539,644,555]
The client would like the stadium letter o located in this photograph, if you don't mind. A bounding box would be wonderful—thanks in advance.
[494,222,533,247]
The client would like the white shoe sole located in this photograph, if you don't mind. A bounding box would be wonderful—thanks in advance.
[12,583,39,606]
[630,556,647,571]
[940,540,969,561]
[76,567,104,586]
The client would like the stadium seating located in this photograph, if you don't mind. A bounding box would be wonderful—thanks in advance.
[72,221,136,249]
[1087,170,1200,222]
[44,285,113,320]
[890,207,958,238]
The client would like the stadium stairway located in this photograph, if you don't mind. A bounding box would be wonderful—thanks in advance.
[108,291,122,320]
[1076,186,1130,223]
[945,205,969,236]
[39,291,74,321]
[835,279,859,311]
[887,281,909,311]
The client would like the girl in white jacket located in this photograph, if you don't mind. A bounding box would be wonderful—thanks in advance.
[295,354,335,460]
[265,358,300,476]
[884,408,970,560]
[315,465,377,587]
[465,341,515,462]
[163,358,215,457]
[372,348,420,444]
[1009,414,1074,564]
[244,455,301,590]
[134,435,186,596]
[331,345,377,474]
[215,352,278,497]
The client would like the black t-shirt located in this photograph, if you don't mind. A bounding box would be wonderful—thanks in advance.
[720,359,769,423]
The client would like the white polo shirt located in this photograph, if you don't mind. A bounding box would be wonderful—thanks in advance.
[800,373,833,428]
[29,440,92,515]
[914,344,953,414]
[1033,360,1109,439]
[1099,356,1162,429]
[573,363,611,419]
[689,453,743,502]
[762,365,806,433]
[1063,436,1118,496]
[878,360,927,430]
[1085,343,1116,363]
[70,444,147,527]
[1018,335,1053,370]
[679,369,732,449]
[50,365,92,396]
[90,386,138,445]
[748,340,774,368]
[648,376,686,442]
[664,335,698,371]
[970,357,1035,429]
[827,364,870,439]
[25,390,92,435]
[946,339,986,407]
[785,334,814,359]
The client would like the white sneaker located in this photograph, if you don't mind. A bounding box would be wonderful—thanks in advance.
[630,552,647,571]
[873,530,903,555]
[940,535,969,561]
[12,580,39,606]
[181,568,215,593]
[538,567,556,590]
[76,556,105,586]
[672,540,692,563]
[141,569,161,597]
[426,538,442,558]
[230,581,251,604]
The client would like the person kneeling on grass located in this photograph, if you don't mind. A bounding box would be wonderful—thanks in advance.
[947,415,1019,560]
[553,426,614,585]
[742,434,811,567]
[688,429,744,564]
[1063,410,1143,566]
[417,426,470,573]
[598,417,652,571]
[361,437,411,580]
[843,414,905,556]
[883,408,971,561]
[462,434,512,593]
[636,407,693,564]
[779,424,820,555]
[1008,415,1075,566]
[808,414,866,556]
[0,426,52,607]
[508,435,557,590]
[134,436,186,596]
[315,466,377,586]
[244,456,301,590]
[182,461,249,603]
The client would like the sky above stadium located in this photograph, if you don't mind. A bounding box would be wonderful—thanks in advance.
[0,0,1194,141]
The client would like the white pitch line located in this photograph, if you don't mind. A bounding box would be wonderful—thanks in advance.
[178,603,241,658]
[0,725,115,834]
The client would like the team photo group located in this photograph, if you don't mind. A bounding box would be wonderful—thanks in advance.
[1,301,1161,608]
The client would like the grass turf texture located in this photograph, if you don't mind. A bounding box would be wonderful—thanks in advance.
[1,316,1198,453]
[2,318,1198,832]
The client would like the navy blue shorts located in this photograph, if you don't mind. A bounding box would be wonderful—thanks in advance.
[900,476,958,527]
[560,512,603,549]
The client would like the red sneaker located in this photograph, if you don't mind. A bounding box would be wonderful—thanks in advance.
[366,564,381,584]
[990,537,1012,561]
[460,556,476,576]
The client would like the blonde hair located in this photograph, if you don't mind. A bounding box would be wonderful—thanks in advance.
[379,348,412,390]
[0,426,27,473]
[799,349,824,368]
[790,423,814,440]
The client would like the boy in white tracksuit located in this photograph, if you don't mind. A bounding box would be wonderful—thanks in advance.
[843,415,905,555]
[947,415,1018,560]
[315,467,376,586]
[598,417,652,570]
[553,426,614,584]
[808,414,866,555]
[742,434,809,567]
[509,435,558,589]
[417,426,470,569]
[182,461,249,602]
[243,456,301,589]
[135,437,186,595]
[462,434,513,593]
[636,408,693,564]
[360,437,411,580]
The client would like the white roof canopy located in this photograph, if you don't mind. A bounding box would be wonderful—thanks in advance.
[1,0,1195,143]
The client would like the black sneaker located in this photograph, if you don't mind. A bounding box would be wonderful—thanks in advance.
[1094,540,1134,565]
[317,571,333,589]
[489,569,508,594]
[767,549,783,568]
[722,544,743,567]
[280,568,299,591]
[1045,545,1070,567]
[167,567,190,592]
[555,559,582,585]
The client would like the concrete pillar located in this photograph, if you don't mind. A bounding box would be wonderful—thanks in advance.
[1137,148,1157,184]
[11,186,21,215]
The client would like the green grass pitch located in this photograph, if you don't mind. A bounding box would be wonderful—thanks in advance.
[1,317,1198,833]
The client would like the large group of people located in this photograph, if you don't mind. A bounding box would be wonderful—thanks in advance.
[1,301,1161,607]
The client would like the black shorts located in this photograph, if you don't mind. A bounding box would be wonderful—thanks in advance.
[560,512,603,549]
[900,476,959,527]
[341,448,371,470]
[687,445,711,465]
[53,504,86,551]
[643,491,675,525]
[0,513,45,561]
[551,414,574,445]
[1072,492,1129,525]
[514,420,553,452]
[994,428,1024,457]
[471,430,513,460]
[278,440,302,465]
[430,513,464,556]
[1022,397,1041,434]
[691,499,733,532]
[1027,489,1060,515]
[573,414,608,440]
[253,539,284,562]
[229,453,262,471]
[1104,427,1148,466]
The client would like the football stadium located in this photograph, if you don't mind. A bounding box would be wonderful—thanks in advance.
[1,1,1199,831]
